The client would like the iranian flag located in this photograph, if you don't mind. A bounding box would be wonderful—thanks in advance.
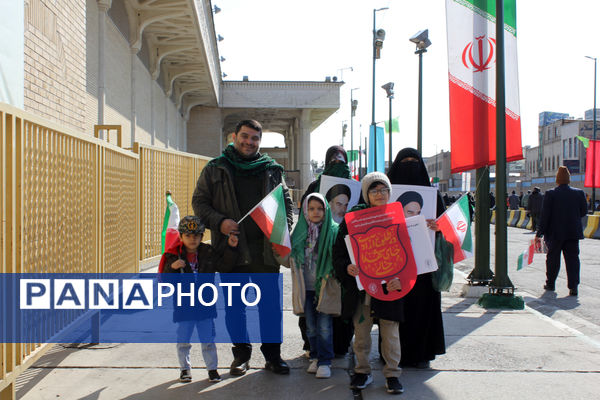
[348,150,359,180]
[161,192,180,253]
[436,194,473,263]
[584,139,600,188]
[446,0,523,173]
[517,240,535,270]
[244,184,291,257]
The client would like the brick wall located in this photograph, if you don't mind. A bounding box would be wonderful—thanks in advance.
[24,0,86,132]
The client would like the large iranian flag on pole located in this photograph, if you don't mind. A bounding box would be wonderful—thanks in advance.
[436,194,473,263]
[584,139,600,188]
[446,0,522,173]
[243,184,291,257]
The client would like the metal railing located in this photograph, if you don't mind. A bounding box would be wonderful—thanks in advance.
[134,143,211,261]
[1,102,206,398]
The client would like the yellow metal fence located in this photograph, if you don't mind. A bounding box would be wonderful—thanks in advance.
[0,103,210,398]
[134,143,211,260]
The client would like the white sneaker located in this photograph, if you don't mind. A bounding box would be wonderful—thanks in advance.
[307,359,318,374]
[315,364,331,379]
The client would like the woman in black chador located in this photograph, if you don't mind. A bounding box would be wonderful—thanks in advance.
[387,147,446,369]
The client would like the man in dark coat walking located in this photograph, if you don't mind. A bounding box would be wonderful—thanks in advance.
[536,166,587,296]
[528,187,543,232]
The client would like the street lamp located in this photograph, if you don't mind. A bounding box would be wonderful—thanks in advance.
[381,82,394,170]
[351,88,359,177]
[409,29,431,154]
[371,7,388,172]
[337,66,353,82]
[586,55,597,210]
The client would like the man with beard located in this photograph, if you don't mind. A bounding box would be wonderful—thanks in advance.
[192,119,293,376]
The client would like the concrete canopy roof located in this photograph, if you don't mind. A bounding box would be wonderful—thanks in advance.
[123,1,341,135]
[221,81,343,135]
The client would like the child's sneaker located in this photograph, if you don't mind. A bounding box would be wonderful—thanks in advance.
[179,369,192,383]
[208,370,222,382]
[350,373,373,389]
[315,364,331,378]
[306,359,318,374]
[386,377,404,394]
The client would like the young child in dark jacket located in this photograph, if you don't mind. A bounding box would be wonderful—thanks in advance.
[160,215,238,383]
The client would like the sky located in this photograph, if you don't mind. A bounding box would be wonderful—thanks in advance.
[213,0,600,163]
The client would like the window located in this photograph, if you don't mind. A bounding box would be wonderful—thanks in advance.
[563,139,568,158]
[569,138,572,158]
[575,140,579,157]
[552,156,555,170]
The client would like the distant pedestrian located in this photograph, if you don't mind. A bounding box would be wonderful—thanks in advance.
[489,192,496,209]
[528,187,543,232]
[509,191,519,210]
[521,190,531,209]
[537,167,587,296]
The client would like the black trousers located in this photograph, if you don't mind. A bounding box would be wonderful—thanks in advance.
[545,239,580,290]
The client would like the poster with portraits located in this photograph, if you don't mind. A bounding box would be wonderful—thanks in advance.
[405,215,438,275]
[319,175,361,224]
[390,184,438,247]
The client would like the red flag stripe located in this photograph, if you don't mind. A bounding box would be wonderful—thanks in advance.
[449,79,523,173]
[250,206,274,239]
[585,140,600,188]
[437,213,466,263]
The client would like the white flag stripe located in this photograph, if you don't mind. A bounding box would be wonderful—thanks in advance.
[260,193,279,222]
[446,0,520,114]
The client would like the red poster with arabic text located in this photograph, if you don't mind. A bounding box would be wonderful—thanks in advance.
[345,202,417,301]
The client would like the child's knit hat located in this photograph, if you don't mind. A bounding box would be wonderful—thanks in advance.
[361,172,392,206]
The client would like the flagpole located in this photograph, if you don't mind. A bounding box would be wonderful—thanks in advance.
[469,167,493,284]
[237,183,283,225]
[491,0,511,290]
[479,0,522,310]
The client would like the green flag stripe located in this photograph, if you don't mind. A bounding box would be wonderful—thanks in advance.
[576,136,590,149]
[347,150,359,162]
[457,196,473,252]
[161,194,174,252]
[270,186,287,243]
[517,253,524,270]
[454,0,517,35]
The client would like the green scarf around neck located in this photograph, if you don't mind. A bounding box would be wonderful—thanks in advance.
[291,197,339,300]
[314,162,352,192]
[212,144,283,176]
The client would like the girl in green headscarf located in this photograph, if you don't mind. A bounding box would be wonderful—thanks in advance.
[290,193,340,379]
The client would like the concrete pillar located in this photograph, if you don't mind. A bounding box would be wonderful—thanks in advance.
[299,109,312,190]
[295,118,300,170]
[150,83,155,145]
[97,1,112,135]
[165,95,169,148]
[130,46,140,148]
[183,113,188,152]
[286,129,293,170]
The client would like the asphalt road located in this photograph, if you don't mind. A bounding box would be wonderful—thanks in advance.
[454,225,600,342]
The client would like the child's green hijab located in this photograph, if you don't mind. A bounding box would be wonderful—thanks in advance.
[291,193,339,298]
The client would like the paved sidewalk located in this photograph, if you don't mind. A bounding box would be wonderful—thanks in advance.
[15,264,600,399]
